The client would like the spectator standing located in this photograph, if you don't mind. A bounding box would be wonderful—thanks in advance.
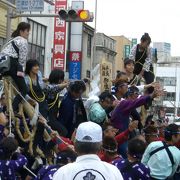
[53,121,123,180]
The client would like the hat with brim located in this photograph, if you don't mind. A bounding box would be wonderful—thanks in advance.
[76,122,102,143]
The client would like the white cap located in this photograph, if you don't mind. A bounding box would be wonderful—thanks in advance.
[76,122,102,143]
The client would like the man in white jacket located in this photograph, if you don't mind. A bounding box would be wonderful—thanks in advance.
[53,121,123,180]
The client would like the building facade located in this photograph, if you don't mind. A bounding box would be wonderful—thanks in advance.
[156,62,180,116]
[0,0,54,77]
[110,35,132,73]
[81,23,94,79]
[171,56,180,63]
[153,42,171,63]
[0,0,20,50]
[95,33,117,76]
[22,2,54,77]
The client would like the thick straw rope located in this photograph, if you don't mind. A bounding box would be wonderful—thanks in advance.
[3,77,49,157]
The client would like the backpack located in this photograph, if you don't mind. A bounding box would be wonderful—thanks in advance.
[0,41,19,74]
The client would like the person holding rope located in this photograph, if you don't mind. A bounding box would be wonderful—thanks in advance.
[44,69,68,137]
[24,60,49,157]
[0,22,30,115]
[129,33,154,94]
[24,59,48,119]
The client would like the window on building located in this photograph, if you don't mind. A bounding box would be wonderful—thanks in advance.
[28,21,33,44]
[0,37,6,51]
[110,43,113,50]
[104,40,106,47]
[177,108,180,116]
[37,24,42,46]
[164,77,176,86]
[27,19,46,74]
[87,34,92,57]
[163,92,175,101]
[32,23,37,45]
[166,107,175,114]
[157,77,176,86]
[41,26,46,47]
[86,70,90,78]
[156,77,164,83]
[7,0,15,4]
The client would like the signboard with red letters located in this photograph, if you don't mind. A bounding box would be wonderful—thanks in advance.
[52,0,67,70]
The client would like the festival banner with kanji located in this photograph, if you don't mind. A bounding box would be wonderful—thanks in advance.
[69,51,82,79]
[52,0,67,70]
[100,61,112,91]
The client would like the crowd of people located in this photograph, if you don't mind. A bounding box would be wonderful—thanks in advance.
[0,22,180,180]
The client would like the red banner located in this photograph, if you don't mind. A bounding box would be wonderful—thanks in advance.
[52,0,67,70]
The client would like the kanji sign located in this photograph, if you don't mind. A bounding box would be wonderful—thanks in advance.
[55,31,65,40]
[16,0,44,12]
[69,62,81,80]
[54,59,64,68]
[52,0,67,70]
[70,52,82,62]
[54,45,64,54]
[69,51,82,79]
[100,62,112,91]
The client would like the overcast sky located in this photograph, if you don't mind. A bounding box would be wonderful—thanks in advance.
[70,0,180,56]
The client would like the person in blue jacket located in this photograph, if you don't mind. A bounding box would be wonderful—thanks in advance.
[58,80,87,138]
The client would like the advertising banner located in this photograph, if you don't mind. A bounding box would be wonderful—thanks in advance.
[52,0,67,70]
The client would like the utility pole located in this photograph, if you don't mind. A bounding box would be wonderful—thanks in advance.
[91,0,98,79]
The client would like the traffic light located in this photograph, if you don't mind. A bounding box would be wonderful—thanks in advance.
[58,9,94,22]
